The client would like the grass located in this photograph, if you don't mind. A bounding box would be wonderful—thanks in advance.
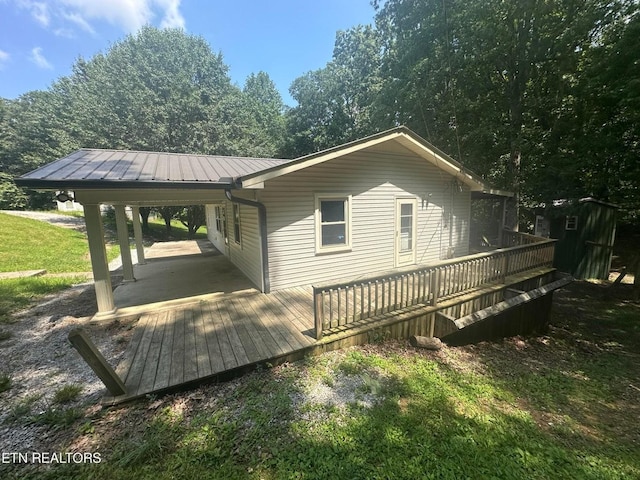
[145,216,208,241]
[0,212,119,322]
[0,212,120,273]
[0,276,87,323]
[6,282,637,480]
[53,385,83,404]
[0,372,11,393]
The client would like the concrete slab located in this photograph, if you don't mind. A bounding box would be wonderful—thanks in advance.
[112,240,257,310]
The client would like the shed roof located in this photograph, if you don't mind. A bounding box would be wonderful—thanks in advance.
[16,149,290,190]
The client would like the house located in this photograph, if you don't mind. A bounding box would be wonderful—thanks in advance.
[533,198,618,280]
[17,127,505,314]
[17,127,570,401]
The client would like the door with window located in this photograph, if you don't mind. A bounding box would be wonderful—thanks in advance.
[395,198,417,267]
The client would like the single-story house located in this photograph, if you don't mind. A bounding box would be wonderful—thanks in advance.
[16,126,506,315]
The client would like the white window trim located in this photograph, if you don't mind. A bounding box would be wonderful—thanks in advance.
[565,215,578,231]
[233,203,241,245]
[314,194,352,254]
[214,206,223,233]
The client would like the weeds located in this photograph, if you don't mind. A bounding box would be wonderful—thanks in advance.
[0,372,11,393]
[53,384,83,404]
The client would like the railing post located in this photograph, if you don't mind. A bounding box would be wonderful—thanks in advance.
[430,269,440,307]
[313,287,324,340]
[502,253,509,282]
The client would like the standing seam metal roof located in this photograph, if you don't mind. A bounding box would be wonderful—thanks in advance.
[16,149,291,189]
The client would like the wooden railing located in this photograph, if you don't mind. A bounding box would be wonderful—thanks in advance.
[502,229,549,247]
[313,234,556,339]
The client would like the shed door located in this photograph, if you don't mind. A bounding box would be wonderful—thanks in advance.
[395,198,417,267]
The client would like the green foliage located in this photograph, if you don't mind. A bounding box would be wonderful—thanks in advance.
[34,407,83,428]
[0,173,28,210]
[0,212,116,273]
[53,384,83,404]
[0,372,11,392]
[177,205,206,239]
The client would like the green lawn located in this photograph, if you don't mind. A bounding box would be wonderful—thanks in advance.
[0,212,119,323]
[145,216,208,241]
[5,281,638,480]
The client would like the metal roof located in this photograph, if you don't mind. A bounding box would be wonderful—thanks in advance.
[16,149,291,190]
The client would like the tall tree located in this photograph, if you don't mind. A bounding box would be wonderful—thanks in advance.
[242,72,286,157]
[284,25,383,156]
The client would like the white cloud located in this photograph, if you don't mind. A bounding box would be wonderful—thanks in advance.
[0,49,10,69]
[156,0,185,29]
[62,11,96,35]
[17,1,50,27]
[30,47,53,69]
[56,0,185,33]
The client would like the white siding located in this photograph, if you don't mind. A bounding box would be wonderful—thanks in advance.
[260,147,470,290]
[225,199,263,291]
[205,204,227,254]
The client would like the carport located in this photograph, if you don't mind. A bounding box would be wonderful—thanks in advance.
[16,149,289,316]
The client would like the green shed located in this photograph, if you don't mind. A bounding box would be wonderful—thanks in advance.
[536,198,618,280]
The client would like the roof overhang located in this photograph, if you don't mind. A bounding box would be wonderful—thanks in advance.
[239,126,490,192]
[14,178,238,191]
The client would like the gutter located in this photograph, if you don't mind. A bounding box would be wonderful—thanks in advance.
[224,189,270,294]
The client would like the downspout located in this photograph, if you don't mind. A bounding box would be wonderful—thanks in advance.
[224,189,270,294]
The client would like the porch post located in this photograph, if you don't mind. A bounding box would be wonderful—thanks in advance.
[84,204,116,315]
[114,205,135,282]
[130,206,146,265]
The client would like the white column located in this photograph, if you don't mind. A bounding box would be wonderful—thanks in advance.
[114,205,135,282]
[84,204,116,315]
[131,206,146,265]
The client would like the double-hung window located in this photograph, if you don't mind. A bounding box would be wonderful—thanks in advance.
[315,194,351,253]
[233,203,241,244]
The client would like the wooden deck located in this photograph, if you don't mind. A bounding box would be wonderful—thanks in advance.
[104,287,317,404]
[101,232,561,405]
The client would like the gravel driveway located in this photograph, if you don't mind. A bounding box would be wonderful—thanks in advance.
[1,210,86,232]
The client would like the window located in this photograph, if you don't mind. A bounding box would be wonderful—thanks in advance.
[233,203,241,244]
[214,206,223,233]
[399,203,413,252]
[315,194,351,253]
[565,216,578,230]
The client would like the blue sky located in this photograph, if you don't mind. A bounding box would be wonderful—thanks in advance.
[0,0,376,106]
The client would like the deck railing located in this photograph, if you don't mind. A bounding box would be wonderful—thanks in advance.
[313,233,556,339]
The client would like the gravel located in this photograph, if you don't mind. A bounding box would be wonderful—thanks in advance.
[0,210,87,232]
[0,281,136,454]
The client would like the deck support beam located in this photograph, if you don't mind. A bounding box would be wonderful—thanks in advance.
[131,206,146,265]
[84,204,116,316]
[115,205,135,282]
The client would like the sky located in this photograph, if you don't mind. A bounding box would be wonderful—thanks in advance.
[0,0,377,106]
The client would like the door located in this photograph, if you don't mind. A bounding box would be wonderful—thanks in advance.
[395,198,417,267]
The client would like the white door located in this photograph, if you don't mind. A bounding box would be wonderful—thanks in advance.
[395,198,417,267]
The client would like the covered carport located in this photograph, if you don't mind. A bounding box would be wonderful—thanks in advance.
[16,149,289,317]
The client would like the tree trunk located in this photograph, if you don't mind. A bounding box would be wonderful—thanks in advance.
[139,207,151,233]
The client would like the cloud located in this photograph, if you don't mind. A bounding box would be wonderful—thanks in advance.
[56,0,185,33]
[17,1,50,27]
[0,49,10,69]
[30,47,53,69]
[14,1,186,36]
[156,0,185,29]
[62,11,96,35]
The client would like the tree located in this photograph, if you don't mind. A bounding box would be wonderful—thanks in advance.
[284,25,383,157]
[242,72,286,157]
[178,205,206,239]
